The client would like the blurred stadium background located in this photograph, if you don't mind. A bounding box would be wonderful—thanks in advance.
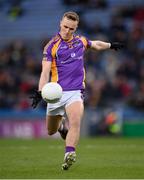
[0,0,144,138]
[0,0,144,178]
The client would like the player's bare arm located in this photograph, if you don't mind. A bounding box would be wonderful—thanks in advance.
[30,59,51,109]
[90,40,110,50]
[91,41,124,51]
[38,60,51,91]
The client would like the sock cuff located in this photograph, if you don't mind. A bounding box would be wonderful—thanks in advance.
[65,146,75,153]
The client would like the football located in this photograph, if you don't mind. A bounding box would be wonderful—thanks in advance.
[41,82,63,103]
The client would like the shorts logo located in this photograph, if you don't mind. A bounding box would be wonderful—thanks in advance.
[71,53,75,58]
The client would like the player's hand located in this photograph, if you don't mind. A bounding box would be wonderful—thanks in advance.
[110,42,124,51]
[29,90,42,108]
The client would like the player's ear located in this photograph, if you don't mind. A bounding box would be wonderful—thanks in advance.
[73,24,78,32]
[60,20,62,28]
[74,21,78,30]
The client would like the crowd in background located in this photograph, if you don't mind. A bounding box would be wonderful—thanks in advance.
[0,0,24,20]
[0,0,144,111]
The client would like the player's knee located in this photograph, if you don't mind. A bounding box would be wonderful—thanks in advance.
[70,118,81,128]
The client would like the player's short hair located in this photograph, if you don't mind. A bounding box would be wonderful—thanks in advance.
[62,11,79,23]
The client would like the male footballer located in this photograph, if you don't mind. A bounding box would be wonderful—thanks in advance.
[30,11,123,170]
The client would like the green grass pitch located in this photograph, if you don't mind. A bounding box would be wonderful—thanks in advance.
[0,137,144,179]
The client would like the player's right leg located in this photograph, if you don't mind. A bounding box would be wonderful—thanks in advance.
[46,115,63,135]
[46,115,68,139]
[46,102,68,139]
[58,117,68,140]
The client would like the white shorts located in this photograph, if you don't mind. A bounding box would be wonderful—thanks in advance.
[46,90,83,116]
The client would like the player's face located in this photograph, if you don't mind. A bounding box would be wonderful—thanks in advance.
[60,17,78,41]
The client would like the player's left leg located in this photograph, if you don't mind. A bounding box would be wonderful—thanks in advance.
[62,101,84,170]
[65,101,84,147]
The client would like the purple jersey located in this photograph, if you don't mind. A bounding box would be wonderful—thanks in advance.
[43,33,91,91]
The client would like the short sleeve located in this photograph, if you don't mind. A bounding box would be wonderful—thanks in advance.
[43,41,54,61]
[80,36,92,49]
[87,38,92,48]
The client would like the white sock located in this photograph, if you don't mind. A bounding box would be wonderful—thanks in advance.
[59,123,63,131]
